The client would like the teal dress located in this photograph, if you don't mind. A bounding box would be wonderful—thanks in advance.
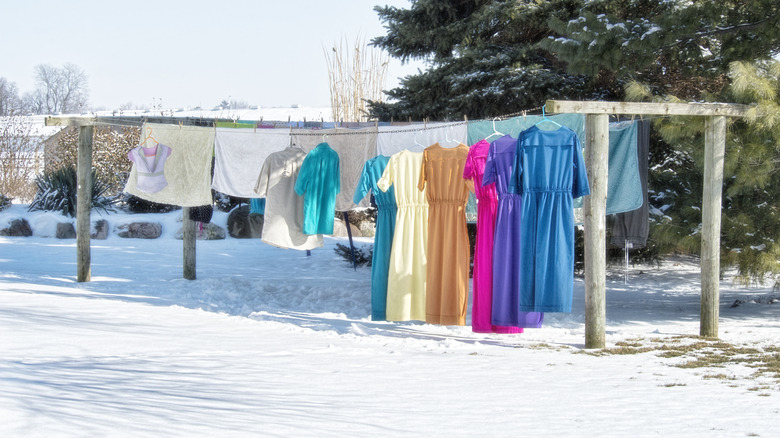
[294,143,341,235]
[353,156,397,321]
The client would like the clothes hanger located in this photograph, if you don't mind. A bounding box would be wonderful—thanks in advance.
[535,105,562,129]
[484,117,504,140]
[142,126,159,146]
[413,130,424,148]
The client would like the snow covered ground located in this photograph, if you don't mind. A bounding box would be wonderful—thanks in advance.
[1,205,778,437]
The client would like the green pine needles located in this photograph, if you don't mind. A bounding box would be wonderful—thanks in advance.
[28,165,116,217]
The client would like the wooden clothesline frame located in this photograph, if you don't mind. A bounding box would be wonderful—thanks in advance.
[46,100,751,348]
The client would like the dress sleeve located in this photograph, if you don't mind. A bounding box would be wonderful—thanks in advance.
[417,149,428,192]
[376,154,394,193]
[254,157,272,197]
[509,137,523,194]
[352,160,371,205]
[572,134,591,198]
[462,147,475,181]
[294,153,311,196]
[482,143,497,187]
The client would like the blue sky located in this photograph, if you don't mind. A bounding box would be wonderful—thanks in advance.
[1,0,423,110]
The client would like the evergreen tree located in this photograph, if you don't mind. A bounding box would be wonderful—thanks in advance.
[369,0,598,120]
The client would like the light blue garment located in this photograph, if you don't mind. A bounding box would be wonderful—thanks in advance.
[249,198,266,215]
[353,156,397,321]
[467,113,585,146]
[294,143,341,235]
[511,126,590,313]
[573,120,642,216]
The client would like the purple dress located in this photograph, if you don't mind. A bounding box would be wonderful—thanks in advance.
[482,135,544,328]
[463,140,522,334]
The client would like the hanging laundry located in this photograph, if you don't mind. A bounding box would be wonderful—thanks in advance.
[212,128,290,198]
[467,114,585,146]
[294,142,341,235]
[291,127,377,211]
[611,120,651,248]
[483,135,544,328]
[463,140,524,334]
[377,150,428,322]
[418,143,472,326]
[353,155,397,321]
[377,122,468,156]
[511,125,590,313]
[254,146,323,250]
[124,123,214,207]
[127,143,172,194]
[249,198,266,215]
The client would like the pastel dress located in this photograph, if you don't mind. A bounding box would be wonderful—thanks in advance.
[353,155,397,321]
[377,150,428,322]
[483,135,544,328]
[463,140,523,334]
[418,143,471,326]
[511,126,590,312]
[294,142,341,235]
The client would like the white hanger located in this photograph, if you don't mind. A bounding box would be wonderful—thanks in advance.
[445,124,460,145]
[485,117,504,140]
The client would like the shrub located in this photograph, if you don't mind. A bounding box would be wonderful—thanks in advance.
[120,193,179,214]
[334,243,373,267]
[0,193,11,211]
[28,165,116,217]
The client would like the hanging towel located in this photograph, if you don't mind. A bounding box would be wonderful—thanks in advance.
[467,114,585,146]
[377,122,468,156]
[212,128,290,198]
[611,120,651,248]
[291,127,377,211]
[124,123,214,207]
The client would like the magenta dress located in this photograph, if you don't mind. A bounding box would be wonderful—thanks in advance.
[463,140,522,334]
[483,135,544,328]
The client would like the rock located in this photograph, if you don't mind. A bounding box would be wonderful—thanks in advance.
[0,218,32,237]
[358,220,376,238]
[116,222,162,239]
[56,222,76,239]
[332,218,362,238]
[227,205,263,238]
[91,219,109,240]
[175,222,227,240]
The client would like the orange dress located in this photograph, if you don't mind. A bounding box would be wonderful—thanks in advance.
[418,143,473,325]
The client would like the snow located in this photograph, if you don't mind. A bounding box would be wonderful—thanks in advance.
[1,204,778,437]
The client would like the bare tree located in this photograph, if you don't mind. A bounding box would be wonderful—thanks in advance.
[0,77,23,116]
[324,35,389,123]
[25,63,90,114]
[0,114,44,201]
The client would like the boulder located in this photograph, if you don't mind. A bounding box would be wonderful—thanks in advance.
[56,222,77,239]
[175,222,227,240]
[116,222,162,239]
[91,219,109,240]
[227,205,263,238]
[332,218,362,238]
[0,218,32,237]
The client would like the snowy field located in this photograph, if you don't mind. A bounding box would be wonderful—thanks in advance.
[1,205,778,437]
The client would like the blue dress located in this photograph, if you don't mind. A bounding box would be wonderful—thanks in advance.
[353,156,397,321]
[482,135,544,328]
[511,126,590,312]
[294,143,341,235]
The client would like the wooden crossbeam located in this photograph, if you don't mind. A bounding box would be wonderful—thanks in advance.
[546,100,751,117]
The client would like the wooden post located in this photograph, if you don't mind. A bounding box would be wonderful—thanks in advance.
[700,116,726,338]
[76,125,93,282]
[584,114,609,349]
[183,207,196,280]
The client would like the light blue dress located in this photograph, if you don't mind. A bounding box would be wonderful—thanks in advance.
[294,143,341,235]
[353,156,397,321]
[511,126,590,312]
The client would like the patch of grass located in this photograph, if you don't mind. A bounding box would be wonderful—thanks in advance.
[660,382,687,387]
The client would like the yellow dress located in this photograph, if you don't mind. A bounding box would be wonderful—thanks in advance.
[377,150,428,321]
[418,143,472,325]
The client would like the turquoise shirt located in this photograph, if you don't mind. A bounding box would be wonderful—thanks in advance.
[294,143,341,235]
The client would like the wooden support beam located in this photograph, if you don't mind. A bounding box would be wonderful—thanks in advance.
[546,100,751,117]
[183,208,196,280]
[584,114,609,349]
[76,125,93,282]
[700,116,727,338]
